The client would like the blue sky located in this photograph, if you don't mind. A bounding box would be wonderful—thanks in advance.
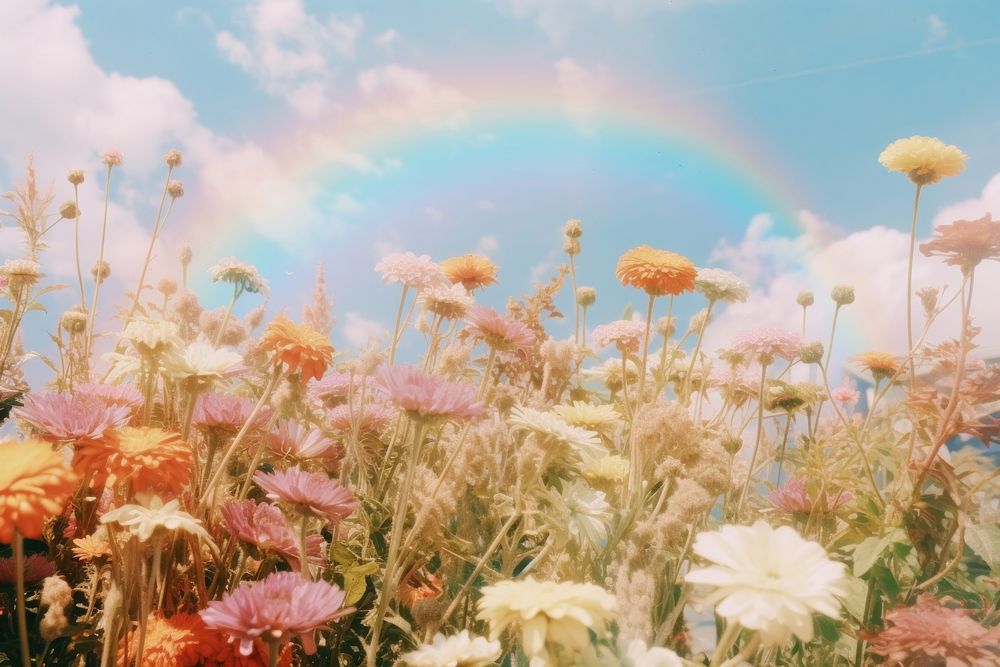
[2,0,1000,369]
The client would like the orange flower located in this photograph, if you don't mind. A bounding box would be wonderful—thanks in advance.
[0,439,78,542]
[74,427,192,494]
[72,533,112,562]
[920,214,1000,273]
[398,566,443,608]
[616,246,697,296]
[855,352,900,383]
[260,315,334,382]
[440,253,498,291]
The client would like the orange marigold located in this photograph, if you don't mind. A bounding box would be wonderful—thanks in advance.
[920,213,1000,273]
[0,439,78,542]
[260,315,334,382]
[439,253,498,291]
[616,245,697,296]
[855,351,900,383]
[74,427,192,495]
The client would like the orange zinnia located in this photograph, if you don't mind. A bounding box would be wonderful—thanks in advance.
[439,253,498,291]
[73,427,192,494]
[260,315,334,382]
[0,439,78,542]
[855,352,900,383]
[616,245,697,296]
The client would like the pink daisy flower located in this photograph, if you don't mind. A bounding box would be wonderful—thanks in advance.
[768,478,853,515]
[220,499,325,569]
[76,382,144,413]
[463,305,536,354]
[268,420,342,463]
[15,392,131,443]
[194,393,271,434]
[377,364,484,423]
[374,251,445,290]
[326,402,394,434]
[591,319,647,354]
[0,554,56,585]
[253,467,356,525]
[200,571,353,656]
[308,373,357,408]
[732,327,803,363]
[831,385,860,408]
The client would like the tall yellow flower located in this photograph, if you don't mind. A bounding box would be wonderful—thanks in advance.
[615,246,696,296]
[879,136,966,185]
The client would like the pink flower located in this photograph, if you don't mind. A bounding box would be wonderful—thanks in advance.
[0,554,55,584]
[592,319,647,354]
[253,467,356,525]
[200,571,352,656]
[77,383,144,412]
[732,327,803,363]
[864,595,1000,666]
[101,149,123,167]
[831,385,860,407]
[464,305,536,354]
[220,499,325,569]
[326,402,394,434]
[15,392,131,443]
[308,373,357,408]
[268,420,342,463]
[194,393,271,434]
[768,478,853,515]
[377,364,484,422]
[374,251,445,289]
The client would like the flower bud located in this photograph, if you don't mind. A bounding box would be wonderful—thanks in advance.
[91,260,111,283]
[67,169,85,185]
[799,341,824,364]
[167,180,184,198]
[179,245,193,267]
[563,237,581,256]
[563,218,583,238]
[796,291,814,307]
[157,278,177,297]
[59,201,79,219]
[831,284,855,306]
[655,316,676,338]
[576,286,596,307]
[164,148,183,168]
[101,149,123,167]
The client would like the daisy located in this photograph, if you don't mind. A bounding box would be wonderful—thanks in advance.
[253,467,356,525]
[508,406,605,463]
[15,392,130,444]
[162,340,245,387]
[377,364,484,423]
[552,401,621,436]
[209,258,269,295]
[616,246,697,296]
[420,283,474,320]
[101,496,212,544]
[464,305,536,355]
[401,631,501,667]
[267,420,342,463]
[220,499,325,568]
[439,253,498,291]
[261,316,334,382]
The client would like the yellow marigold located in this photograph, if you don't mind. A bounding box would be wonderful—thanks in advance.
[878,136,966,185]
[260,315,334,382]
[0,439,78,542]
[616,245,697,296]
[439,253,498,291]
[72,533,112,562]
[74,427,192,495]
[854,351,900,383]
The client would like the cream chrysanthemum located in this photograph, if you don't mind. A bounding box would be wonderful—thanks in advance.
[551,481,612,552]
[508,406,605,462]
[122,318,180,355]
[583,455,629,483]
[686,521,846,645]
[553,401,621,436]
[694,267,749,304]
[878,135,966,185]
[401,630,501,667]
[419,283,474,320]
[208,258,269,295]
[624,639,683,667]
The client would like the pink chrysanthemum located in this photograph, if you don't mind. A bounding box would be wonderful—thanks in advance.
[200,571,352,657]
[591,319,647,354]
[0,554,55,584]
[101,149,123,167]
[864,595,1000,666]
[732,327,803,363]
[308,373,357,408]
[193,393,271,435]
[268,421,342,463]
[253,467,356,525]
[463,305,536,355]
[326,402,394,434]
[377,364,484,423]
[220,499,325,569]
[768,478,853,515]
[76,383,144,413]
[15,392,131,444]
[374,251,446,290]
[831,385,860,407]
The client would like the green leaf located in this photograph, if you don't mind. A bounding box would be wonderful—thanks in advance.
[852,528,905,577]
[966,523,1000,571]
[814,615,840,642]
[841,576,869,621]
[871,562,900,599]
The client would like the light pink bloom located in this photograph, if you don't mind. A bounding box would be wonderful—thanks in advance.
[268,420,342,463]
[77,382,144,412]
[375,251,445,289]
[768,478,853,514]
[831,385,860,407]
[377,364,484,422]
[326,402,394,433]
[254,467,356,525]
[101,149,123,166]
[591,319,647,354]
[193,393,271,434]
[308,372,357,408]
[15,392,130,443]
[464,305,536,354]
[0,554,55,584]
[220,499,325,568]
[732,327,803,363]
[200,571,352,656]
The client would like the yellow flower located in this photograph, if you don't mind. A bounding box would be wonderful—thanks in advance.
[552,401,621,436]
[261,315,334,382]
[878,136,966,185]
[439,253,498,291]
[616,246,696,296]
[0,439,78,542]
[854,351,900,383]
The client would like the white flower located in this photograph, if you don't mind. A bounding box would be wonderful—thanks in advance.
[624,639,683,667]
[419,283,474,319]
[268,420,338,460]
[477,578,617,665]
[550,481,612,552]
[694,268,749,304]
[100,496,212,544]
[553,401,621,436]
[374,251,446,289]
[162,340,244,385]
[509,406,606,463]
[209,257,269,295]
[122,318,179,354]
[686,520,846,646]
[401,630,501,667]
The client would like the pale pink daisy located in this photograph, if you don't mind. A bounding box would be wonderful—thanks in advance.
[326,402,394,434]
[220,499,325,569]
[308,373,357,408]
[77,382,144,412]
[267,420,342,463]
[463,305,536,355]
[193,393,271,435]
[377,364,484,423]
[0,554,55,584]
[591,319,647,354]
[831,385,860,408]
[253,467,356,525]
[732,327,804,363]
[15,392,131,443]
[374,251,446,289]
[768,478,853,515]
[200,571,352,656]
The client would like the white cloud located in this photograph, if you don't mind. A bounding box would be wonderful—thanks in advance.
[932,171,1000,225]
[357,65,470,129]
[341,311,386,347]
[498,0,714,42]
[926,14,947,44]
[477,235,499,255]
[374,28,397,47]
[215,0,362,116]
[555,57,608,133]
